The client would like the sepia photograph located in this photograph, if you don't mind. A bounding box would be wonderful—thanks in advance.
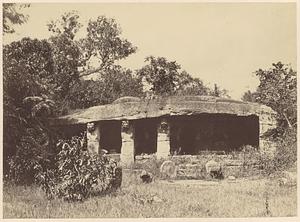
[1,0,298,219]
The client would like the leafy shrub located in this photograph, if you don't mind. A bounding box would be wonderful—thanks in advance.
[272,128,297,171]
[240,145,260,166]
[255,147,276,175]
[239,128,297,175]
[232,145,273,177]
[36,135,122,201]
[6,128,52,185]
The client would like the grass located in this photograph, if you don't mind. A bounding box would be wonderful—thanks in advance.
[3,172,297,218]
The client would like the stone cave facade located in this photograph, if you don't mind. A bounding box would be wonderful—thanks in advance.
[52,96,277,167]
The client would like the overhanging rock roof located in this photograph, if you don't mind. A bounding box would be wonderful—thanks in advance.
[50,96,277,126]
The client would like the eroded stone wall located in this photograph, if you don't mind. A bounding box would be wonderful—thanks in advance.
[259,110,277,153]
[133,153,262,179]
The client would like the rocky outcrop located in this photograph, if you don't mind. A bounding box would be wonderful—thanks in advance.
[50,96,276,126]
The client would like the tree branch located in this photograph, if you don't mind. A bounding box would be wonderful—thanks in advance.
[79,67,103,78]
[283,112,292,128]
[78,56,111,78]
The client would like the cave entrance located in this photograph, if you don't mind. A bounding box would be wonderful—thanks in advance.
[134,119,158,155]
[169,114,259,154]
[100,120,122,154]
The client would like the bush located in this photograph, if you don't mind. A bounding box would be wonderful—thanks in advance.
[240,128,297,175]
[232,145,275,177]
[36,136,122,201]
[6,128,51,185]
[272,128,297,171]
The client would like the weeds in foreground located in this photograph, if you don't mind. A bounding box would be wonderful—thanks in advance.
[3,171,297,218]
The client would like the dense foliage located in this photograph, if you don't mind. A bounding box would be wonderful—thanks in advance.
[241,90,258,103]
[242,62,296,136]
[255,62,296,134]
[3,38,55,168]
[68,66,144,109]
[36,136,122,201]
[7,128,52,185]
[137,56,210,97]
[241,62,297,170]
[272,128,297,170]
[3,12,141,181]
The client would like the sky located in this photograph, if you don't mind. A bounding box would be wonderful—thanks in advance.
[3,2,297,100]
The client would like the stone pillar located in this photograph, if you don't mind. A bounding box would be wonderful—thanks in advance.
[87,122,101,154]
[120,120,135,166]
[157,119,170,159]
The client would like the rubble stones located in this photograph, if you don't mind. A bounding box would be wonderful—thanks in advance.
[176,163,204,179]
[133,153,265,180]
[228,175,236,180]
[205,160,223,179]
[160,160,177,179]
[152,195,163,203]
[205,160,221,173]
[140,170,153,183]
[278,177,288,186]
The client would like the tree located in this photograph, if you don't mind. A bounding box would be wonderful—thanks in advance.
[68,66,144,108]
[81,16,137,76]
[3,3,30,34]
[175,71,209,96]
[137,56,209,97]
[47,11,82,40]
[94,66,144,105]
[209,84,230,98]
[247,62,297,170]
[48,32,82,113]
[3,12,140,184]
[3,38,55,177]
[46,12,139,112]
[241,90,258,103]
[48,13,137,78]
[255,62,296,131]
[137,56,182,96]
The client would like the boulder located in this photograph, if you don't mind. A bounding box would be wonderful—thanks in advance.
[160,160,177,179]
[110,166,122,189]
[140,170,153,183]
[228,175,236,180]
[205,160,223,179]
[205,160,221,172]
[152,195,164,203]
